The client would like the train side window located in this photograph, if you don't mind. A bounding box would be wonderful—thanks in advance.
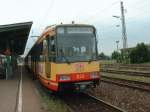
[48,36,56,61]
[40,55,45,61]
[43,39,47,51]
[51,36,55,52]
[36,42,45,62]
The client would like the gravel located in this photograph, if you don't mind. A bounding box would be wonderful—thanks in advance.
[89,81,150,112]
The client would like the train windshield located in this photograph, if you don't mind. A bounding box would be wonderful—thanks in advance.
[56,26,97,63]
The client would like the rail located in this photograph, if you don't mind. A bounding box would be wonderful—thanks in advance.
[101,76,150,92]
[59,92,126,112]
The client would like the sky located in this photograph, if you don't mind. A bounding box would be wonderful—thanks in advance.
[0,0,150,56]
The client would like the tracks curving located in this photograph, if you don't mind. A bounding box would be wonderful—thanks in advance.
[58,92,126,112]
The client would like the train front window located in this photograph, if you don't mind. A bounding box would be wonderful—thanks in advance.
[56,26,97,62]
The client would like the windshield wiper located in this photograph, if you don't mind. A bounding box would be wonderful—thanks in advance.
[63,56,70,64]
[88,58,92,63]
[88,56,93,63]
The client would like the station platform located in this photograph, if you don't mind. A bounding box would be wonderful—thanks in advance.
[0,67,48,112]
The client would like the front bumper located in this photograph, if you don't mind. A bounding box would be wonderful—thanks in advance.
[56,71,100,83]
[58,79,100,91]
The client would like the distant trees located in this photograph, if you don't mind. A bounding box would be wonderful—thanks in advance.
[129,43,150,63]
[111,51,123,63]
[111,43,150,64]
[98,52,110,60]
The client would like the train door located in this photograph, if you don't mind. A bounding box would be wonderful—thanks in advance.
[43,37,51,78]
[45,35,56,79]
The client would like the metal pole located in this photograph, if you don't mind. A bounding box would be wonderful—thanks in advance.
[120,1,127,50]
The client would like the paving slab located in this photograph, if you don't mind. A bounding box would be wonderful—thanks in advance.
[22,68,48,112]
[0,70,19,112]
[0,67,48,112]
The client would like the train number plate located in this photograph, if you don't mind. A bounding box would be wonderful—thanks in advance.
[76,74,85,79]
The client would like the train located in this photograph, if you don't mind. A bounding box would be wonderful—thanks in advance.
[25,23,100,92]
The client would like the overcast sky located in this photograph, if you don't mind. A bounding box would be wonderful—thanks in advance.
[0,0,150,56]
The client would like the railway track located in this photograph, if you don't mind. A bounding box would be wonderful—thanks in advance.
[35,76,149,112]
[101,64,150,68]
[101,64,150,72]
[101,76,150,92]
[36,80,126,112]
[59,92,126,112]
[101,68,150,78]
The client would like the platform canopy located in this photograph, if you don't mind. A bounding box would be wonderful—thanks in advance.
[0,21,32,55]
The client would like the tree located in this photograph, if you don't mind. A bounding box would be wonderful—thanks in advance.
[98,52,110,60]
[111,51,120,60]
[99,52,105,59]
[129,43,149,63]
[129,48,137,63]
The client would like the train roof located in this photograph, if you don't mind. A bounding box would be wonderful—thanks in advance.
[25,23,95,57]
[56,24,95,27]
[45,24,95,30]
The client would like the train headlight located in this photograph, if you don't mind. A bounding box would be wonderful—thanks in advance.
[91,72,99,78]
[59,75,71,81]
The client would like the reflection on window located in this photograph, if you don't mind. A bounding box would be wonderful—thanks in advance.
[72,46,87,55]
[81,46,86,53]
[56,26,97,62]
[57,27,64,34]
[67,27,93,34]
[43,39,47,50]
[40,55,45,61]
[57,27,94,34]
[59,46,89,57]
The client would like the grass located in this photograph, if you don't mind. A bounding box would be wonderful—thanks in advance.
[36,81,70,112]
[99,60,116,64]
[101,73,150,84]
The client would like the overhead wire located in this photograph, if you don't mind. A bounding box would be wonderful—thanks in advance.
[79,0,121,23]
[119,0,150,17]
[25,0,121,56]
[80,0,150,24]
[29,0,55,50]
[38,0,55,30]
[125,1,150,22]
[129,0,150,8]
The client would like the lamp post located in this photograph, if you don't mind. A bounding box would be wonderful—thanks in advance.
[116,40,119,52]
[113,1,128,64]
[112,1,128,52]
[115,40,120,63]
